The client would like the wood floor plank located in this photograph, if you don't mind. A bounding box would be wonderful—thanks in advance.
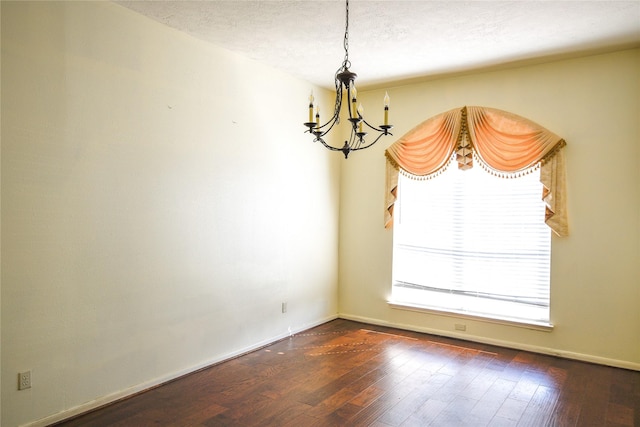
[403,398,449,426]
[305,369,385,418]
[350,384,387,408]
[517,385,560,426]
[430,395,479,426]
[375,370,440,426]
[576,363,612,426]
[53,320,639,427]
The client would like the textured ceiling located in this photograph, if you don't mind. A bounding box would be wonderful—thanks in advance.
[116,1,640,89]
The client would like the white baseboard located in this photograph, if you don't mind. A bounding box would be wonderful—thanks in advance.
[24,314,338,427]
[339,313,640,372]
[24,311,637,427]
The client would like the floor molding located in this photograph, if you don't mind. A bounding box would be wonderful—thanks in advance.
[54,317,639,426]
[28,314,339,427]
[338,313,640,372]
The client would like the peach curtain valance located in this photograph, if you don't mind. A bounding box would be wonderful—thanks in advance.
[385,106,568,236]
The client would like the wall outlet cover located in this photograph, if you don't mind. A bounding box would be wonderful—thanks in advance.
[19,371,32,390]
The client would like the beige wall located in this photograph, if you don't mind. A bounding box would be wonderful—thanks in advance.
[1,2,339,426]
[339,48,640,369]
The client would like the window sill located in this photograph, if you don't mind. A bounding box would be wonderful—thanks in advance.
[388,300,554,332]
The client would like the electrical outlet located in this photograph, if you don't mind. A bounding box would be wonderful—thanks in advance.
[454,323,467,332]
[18,371,31,390]
[282,302,287,313]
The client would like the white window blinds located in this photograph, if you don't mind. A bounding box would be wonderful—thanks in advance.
[392,163,551,324]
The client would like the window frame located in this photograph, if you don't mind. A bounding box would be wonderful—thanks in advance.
[388,163,554,331]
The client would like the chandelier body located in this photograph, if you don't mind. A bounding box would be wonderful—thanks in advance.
[303,0,392,159]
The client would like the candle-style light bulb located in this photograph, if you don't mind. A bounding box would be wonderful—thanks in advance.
[308,91,314,122]
[351,85,358,118]
[383,92,390,126]
[315,106,320,130]
[357,104,364,132]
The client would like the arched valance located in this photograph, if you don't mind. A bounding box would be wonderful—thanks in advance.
[385,106,568,236]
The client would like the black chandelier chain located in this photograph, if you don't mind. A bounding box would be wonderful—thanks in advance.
[343,0,350,68]
[331,0,350,131]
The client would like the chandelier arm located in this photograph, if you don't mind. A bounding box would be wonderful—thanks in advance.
[347,129,358,149]
[355,129,366,151]
[332,73,343,122]
[360,118,392,133]
[353,129,370,152]
[314,113,340,136]
[315,137,346,152]
[312,83,344,136]
[350,130,392,152]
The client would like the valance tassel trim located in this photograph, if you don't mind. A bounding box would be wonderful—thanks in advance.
[384,106,569,236]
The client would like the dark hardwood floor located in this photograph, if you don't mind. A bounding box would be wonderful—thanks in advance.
[54,319,639,426]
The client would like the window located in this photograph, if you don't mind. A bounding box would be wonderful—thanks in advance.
[391,163,551,326]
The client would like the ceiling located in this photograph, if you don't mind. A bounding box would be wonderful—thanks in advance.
[116,1,640,89]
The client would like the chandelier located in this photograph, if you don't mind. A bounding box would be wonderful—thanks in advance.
[303,0,392,159]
